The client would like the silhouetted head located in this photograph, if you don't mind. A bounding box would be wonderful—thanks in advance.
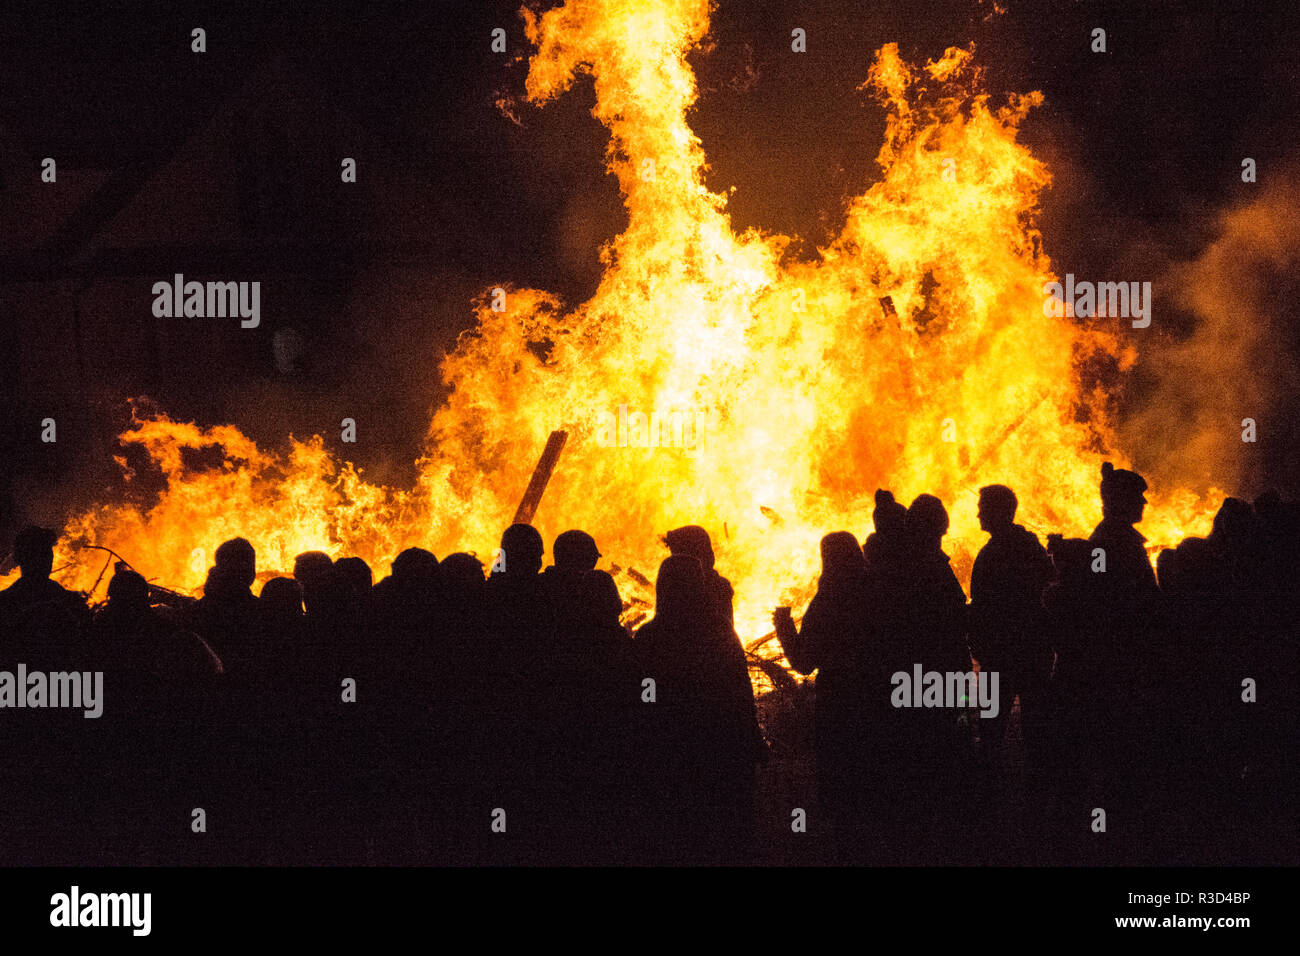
[1252,491,1299,547]
[1210,497,1257,555]
[553,530,601,572]
[12,525,57,579]
[391,547,439,589]
[907,494,949,552]
[1099,461,1148,524]
[293,551,334,609]
[580,569,624,629]
[1253,490,1283,520]
[260,576,303,617]
[1161,536,1213,593]
[335,556,373,597]
[1047,534,1092,582]
[107,566,150,612]
[872,489,907,538]
[440,552,485,602]
[820,531,866,581]
[653,554,706,625]
[213,537,256,590]
[978,484,1018,534]
[499,524,544,576]
[664,525,715,571]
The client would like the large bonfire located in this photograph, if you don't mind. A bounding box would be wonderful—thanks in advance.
[8,0,1220,686]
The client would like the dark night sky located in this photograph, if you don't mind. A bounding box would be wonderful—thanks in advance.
[2,0,1298,539]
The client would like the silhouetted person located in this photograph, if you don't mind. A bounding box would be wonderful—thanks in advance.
[318,554,387,861]
[192,537,261,677]
[1038,534,1101,861]
[481,523,558,861]
[335,556,374,601]
[332,554,377,684]
[484,523,552,626]
[661,524,765,846]
[1244,493,1300,865]
[259,576,304,641]
[663,525,764,753]
[0,525,89,663]
[95,566,222,681]
[664,525,739,639]
[254,575,305,697]
[543,550,637,863]
[1089,462,1159,637]
[292,549,351,694]
[1087,462,1159,859]
[773,531,874,861]
[635,554,762,864]
[373,546,440,627]
[1252,491,1300,630]
[293,550,335,620]
[967,484,1053,860]
[892,494,972,862]
[438,551,485,629]
[575,568,638,827]
[286,549,356,862]
[0,527,94,864]
[90,566,221,864]
[333,555,376,663]
[863,489,908,571]
[969,485,1053,766]
[1206,496,1264,627]
[190,537,274,861]
[555,529,601,572]
[418,549,485,863]
[542,529,601,627]
[293,549,347,675]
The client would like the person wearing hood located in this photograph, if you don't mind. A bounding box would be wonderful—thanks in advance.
[863,489,909,572]
[663,524,738,639]
[773,531,875,861]
[193,537,262,677]
[897,494,973,862]
[634,554,762,863]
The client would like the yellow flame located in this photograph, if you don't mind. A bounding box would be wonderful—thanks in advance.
[8,0,1221,691]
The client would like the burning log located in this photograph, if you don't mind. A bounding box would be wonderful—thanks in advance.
[747,647,799,693]
[76,544,196,608]
[961,391,1052,487]
[624,566,652,589]
[512,429,568,526]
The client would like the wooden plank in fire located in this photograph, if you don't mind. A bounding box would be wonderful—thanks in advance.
[512,430,569,526]
[961,391,1052,487]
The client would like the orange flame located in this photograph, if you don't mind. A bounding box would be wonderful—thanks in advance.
[8,0,1221,688]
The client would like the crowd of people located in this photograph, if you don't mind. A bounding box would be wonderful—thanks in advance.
[0,461,1294,866]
